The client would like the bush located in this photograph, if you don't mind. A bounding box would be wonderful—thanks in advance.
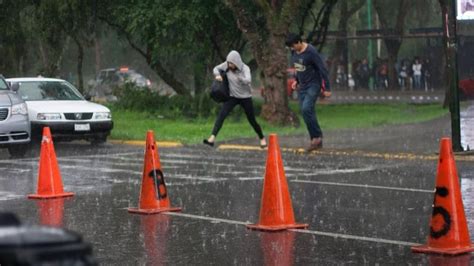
[112,83,262,120]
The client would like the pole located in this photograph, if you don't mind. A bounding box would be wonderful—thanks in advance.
[367,0,374,90]
[446,1,462,151]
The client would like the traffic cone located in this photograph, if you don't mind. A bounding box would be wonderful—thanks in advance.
[28,127,74,199]
[247,134,308,231]
[412,138,474,255]
[128,130,181,214]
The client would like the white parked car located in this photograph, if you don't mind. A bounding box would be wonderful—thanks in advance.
[7,77,113,144]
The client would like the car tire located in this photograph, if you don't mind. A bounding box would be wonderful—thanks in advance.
[8,144,29,158]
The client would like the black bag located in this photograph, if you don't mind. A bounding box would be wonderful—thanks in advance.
[210,70,230,103]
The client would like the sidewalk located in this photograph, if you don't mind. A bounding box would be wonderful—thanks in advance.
[224,116,450,155]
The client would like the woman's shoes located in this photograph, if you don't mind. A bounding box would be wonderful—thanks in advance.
[259,138,267,149]
[203,139,214,147]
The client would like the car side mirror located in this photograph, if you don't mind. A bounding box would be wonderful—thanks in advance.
[10,83,19,92]
[84,94,92,101]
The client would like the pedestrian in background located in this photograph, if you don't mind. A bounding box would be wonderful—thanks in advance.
[203,50,266,148]
[412,58,422,90]
[285,33,332,152]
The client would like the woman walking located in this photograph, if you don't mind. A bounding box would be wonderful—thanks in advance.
[203,50,266,148]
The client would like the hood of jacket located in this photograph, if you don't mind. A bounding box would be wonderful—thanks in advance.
[226,50,244,71]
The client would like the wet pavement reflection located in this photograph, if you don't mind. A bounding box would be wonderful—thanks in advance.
[36,198,67,227]
[0,141,474,264]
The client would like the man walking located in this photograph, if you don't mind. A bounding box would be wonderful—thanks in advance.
[285,33,331,152]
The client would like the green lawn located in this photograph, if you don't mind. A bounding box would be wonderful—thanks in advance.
[109,103,449,144]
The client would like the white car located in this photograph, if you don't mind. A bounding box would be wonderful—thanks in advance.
[7,77,113,144]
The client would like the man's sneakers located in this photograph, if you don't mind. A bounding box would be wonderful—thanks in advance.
[306,137,323,152]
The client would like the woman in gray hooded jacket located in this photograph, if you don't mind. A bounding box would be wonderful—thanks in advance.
[203,50,266,148]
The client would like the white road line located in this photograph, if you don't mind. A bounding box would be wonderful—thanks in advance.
[286,167,376,176]
[292,180,434,193]
[166,212,248,225]
[237,177,263,181]
[165,212,419,246]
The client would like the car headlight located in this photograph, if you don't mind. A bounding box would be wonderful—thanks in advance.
[37,113,62,120]
[11,103,28,115]
[94,112,112,120]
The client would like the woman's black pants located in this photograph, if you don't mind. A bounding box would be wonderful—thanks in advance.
[212,97,264,139]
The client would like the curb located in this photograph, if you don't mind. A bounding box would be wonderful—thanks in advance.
[109,140,183,148]
[217,144,474,162]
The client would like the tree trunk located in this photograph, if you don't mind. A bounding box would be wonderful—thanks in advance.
[225,0,299,126]
[329,1,349,89]
[74,38,84,92]
[259,34,298,126]
[149,60,190,96]
[385,40,402,90]
[94,34,101,74]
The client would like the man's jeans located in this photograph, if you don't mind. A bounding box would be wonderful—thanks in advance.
[298,84,322,139]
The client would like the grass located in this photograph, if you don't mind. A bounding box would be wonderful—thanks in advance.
[109,102,449,144]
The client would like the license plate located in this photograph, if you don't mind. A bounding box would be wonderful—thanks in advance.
[74,123,90,131]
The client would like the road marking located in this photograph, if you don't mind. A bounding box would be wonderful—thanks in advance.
[217,144,474,162]
[218,144,266,151]
[109,140,183,147]
[291,180,434,193]
[165,212,419,246]
[286,167,376,176]
[290,229,419,246]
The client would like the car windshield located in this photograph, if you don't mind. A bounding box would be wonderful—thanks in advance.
[0,79,8,90]
[16,81,84,101]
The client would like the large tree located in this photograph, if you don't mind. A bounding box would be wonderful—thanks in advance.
[225,0,311,126]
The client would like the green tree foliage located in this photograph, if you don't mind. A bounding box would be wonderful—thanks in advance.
[0,0,29,76]
[98,0,244,96]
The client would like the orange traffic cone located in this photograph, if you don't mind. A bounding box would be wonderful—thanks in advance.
[128,130,181,214]
[28,127,74,199]
[412,138,474,255]
[247,134,308,231]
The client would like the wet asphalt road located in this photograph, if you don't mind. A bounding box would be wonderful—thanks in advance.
[1,138,474,265]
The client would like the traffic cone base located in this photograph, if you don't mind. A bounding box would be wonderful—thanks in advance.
[28,192,74,200]
[412,245,474,256]
[127,207,181,215]
[247,223,308,231]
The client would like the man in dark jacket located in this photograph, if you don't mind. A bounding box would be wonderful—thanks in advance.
[285,33,332,152]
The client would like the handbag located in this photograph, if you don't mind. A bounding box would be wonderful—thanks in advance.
[210,69,230,103]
